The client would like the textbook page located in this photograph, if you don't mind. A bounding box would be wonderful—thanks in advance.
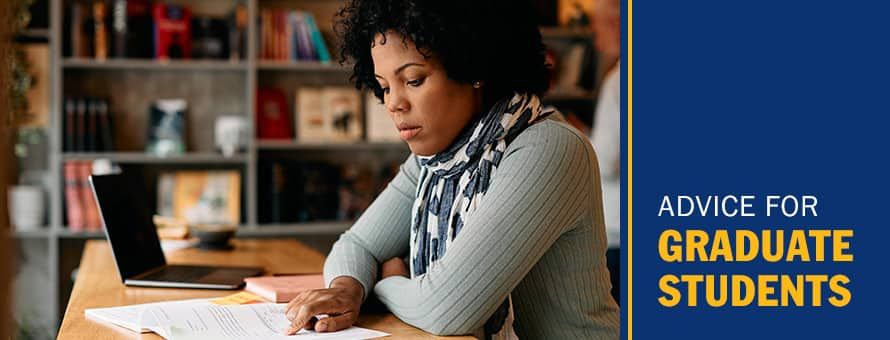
[147,302,390,340]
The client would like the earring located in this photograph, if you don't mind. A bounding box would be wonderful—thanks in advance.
[472,81,482,89]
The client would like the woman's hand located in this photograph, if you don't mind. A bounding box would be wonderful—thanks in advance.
[283,276,363,335]
[381,257,409,279]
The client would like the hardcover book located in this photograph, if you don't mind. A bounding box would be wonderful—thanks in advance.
[146,99,187,157]
[153,4,192,59]
[243,275,325,303]
[295,87,362,143]
[255,88,293,140]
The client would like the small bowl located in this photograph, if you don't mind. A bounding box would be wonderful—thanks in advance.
[190,224,237,250]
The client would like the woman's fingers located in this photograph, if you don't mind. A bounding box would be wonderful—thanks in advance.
[286,299,343,334]
[281,287,361,335]
[315,312,357,332]
[284,290,310,320]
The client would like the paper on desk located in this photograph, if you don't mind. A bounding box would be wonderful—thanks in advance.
[84,298,211,334]
[146,302,390,340]
[85,303,150,333]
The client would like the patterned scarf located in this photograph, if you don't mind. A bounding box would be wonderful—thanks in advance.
[410,92,552,337]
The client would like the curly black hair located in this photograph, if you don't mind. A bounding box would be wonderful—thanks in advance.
[335,0,551,109]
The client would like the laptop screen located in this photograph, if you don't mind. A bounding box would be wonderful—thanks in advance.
[89,172,166,281]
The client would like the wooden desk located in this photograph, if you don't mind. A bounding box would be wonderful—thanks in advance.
[58,239,471,339]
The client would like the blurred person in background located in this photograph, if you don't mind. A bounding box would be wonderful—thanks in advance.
[591,0,621,305]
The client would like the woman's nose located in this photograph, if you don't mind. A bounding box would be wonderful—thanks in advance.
[385,88,409,113]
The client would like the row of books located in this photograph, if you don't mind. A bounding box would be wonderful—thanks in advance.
[63,97,115,153]
[64,161,102,231]
[257,160,400,224]
[256,87,400,143]
[65,1,247,60]
[64,159,396,229]
[258,9,331,62]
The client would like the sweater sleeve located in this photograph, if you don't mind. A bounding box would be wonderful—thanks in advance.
[374,123,595,336]
[323,154,419,300]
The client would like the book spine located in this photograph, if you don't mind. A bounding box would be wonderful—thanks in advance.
[71,4,83,57]
[64,98,75,152]
[288,12,297,60]
[111,0,127,58]
[75,99,87,152]
[94,1,108,60]
[271,162,283,223]
[78,161,102,231]
[304,13,330,62]
[277,10,287,60]
[87,99,98,152]
[269,10,278,60]
[229,5,246,61]
[260,10,268,60]
[292,13,311,61]
[296,12,316,61]
[64,162,85,231]
[98,99,114,151]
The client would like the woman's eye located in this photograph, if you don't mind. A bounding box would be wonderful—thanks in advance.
[407,78,425,87]
[381,87,390,94]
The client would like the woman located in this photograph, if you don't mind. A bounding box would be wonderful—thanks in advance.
[285,0,620,338]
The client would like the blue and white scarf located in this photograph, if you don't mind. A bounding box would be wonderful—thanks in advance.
[410,93,552,338]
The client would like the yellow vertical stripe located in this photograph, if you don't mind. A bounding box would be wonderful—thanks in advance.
[627,0,633,338]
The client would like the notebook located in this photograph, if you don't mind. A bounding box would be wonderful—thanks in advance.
[244,274,325,302]
[89,172,263,289]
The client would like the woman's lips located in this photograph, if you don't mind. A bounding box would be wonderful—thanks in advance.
[399,126,422,140]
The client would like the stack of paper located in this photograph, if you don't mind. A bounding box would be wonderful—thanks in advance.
[85,298,208,334]
[85,298,390,339]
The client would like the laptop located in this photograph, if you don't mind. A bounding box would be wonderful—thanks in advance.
[89,172,263,289]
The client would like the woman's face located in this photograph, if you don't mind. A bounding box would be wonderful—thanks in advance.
[371,31,481,156]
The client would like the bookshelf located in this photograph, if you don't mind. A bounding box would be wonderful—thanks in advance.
[9,0,403,336]
[62,58,248,70]
[9,0,600,336]
[257,60,349,72]
[61,152,247,164]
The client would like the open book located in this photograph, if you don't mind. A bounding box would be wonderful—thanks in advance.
[85,298,389,339]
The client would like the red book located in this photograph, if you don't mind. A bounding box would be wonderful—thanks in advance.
[153,4,192,59]
[77,161,102,231]
[244,274,324,303]
[64,162,85,231]
[256,88,293,140]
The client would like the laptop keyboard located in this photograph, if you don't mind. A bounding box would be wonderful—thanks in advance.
[142,266,217,282]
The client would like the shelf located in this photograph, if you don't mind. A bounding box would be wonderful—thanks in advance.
[257,140,407,151]
[8,228,52,238]
[16,28,50,40]
[62,152,247,164]
[238,221,352,237]
[57,229,106,239]
[257,61,349,72]
[539,26,595,39]
[62,58,248,71]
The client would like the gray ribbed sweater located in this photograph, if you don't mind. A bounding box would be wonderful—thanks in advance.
[323,119,621,339]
